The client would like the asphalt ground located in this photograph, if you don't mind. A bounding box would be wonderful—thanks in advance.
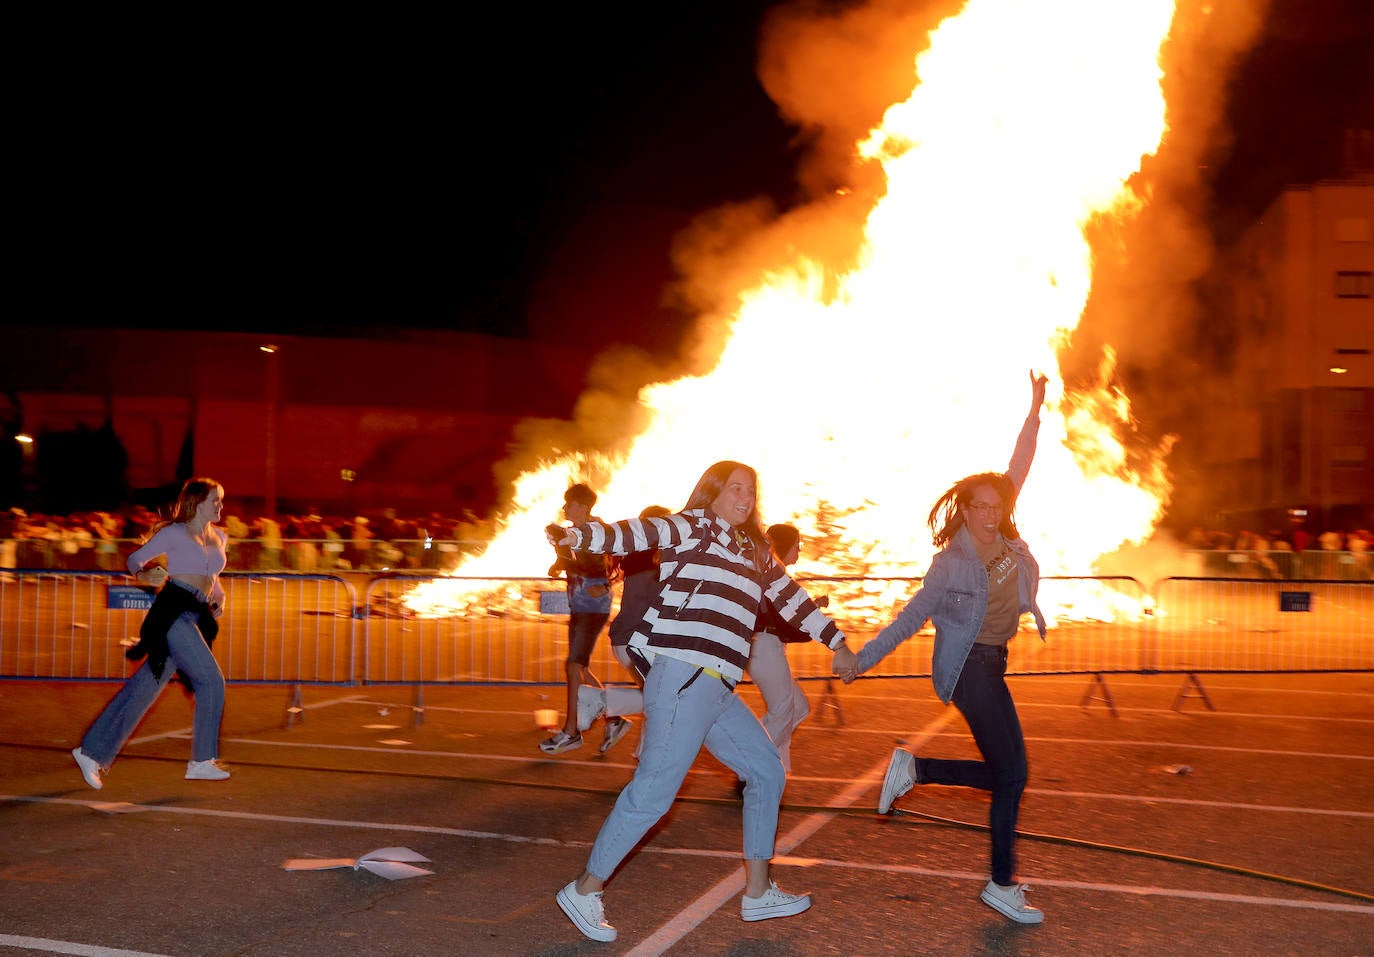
[1,670,1371,957]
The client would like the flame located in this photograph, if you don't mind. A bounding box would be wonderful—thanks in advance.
[406,0,1180,622]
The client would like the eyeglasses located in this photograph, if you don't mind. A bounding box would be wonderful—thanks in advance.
[966,502,1003,516]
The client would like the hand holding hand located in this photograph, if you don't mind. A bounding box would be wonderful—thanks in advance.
[545,523,571,547]
[832,643,859,684]
[141,567,169,587]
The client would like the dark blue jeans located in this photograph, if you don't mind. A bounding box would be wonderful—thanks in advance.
[916,643,1027,885]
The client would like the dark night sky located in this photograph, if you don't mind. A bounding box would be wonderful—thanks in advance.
[17,0,1373,357]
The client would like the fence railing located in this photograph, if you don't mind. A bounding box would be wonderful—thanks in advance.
[0,570,358,685]
[2,571,1370,699]
[5,540,1370,579]
[0,538,488,574]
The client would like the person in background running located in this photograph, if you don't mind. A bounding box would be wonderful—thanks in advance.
[748,523,819,775]
[575,504,672,755]
[541,483,618,755]
[72,477,232,788]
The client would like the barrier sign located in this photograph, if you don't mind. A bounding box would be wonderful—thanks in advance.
[1279,591,1312,612]
[108,585,156,611]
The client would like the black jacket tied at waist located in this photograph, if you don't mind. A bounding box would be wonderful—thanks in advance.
[757,599,812,644]
[125,582,219,680]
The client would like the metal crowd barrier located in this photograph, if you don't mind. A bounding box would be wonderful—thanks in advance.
[1184,548,1372,581]
[0,570,358,686]
[1149,577,1374,674]
[3,571,1370,712]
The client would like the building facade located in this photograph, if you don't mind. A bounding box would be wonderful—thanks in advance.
[2,327,602,517]
[1217,164,1373,529]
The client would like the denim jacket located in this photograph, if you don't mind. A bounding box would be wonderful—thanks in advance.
[855,408,1048,703]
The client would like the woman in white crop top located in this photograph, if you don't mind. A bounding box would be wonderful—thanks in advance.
[72,478,233,789]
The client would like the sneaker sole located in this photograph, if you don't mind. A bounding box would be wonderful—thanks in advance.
[541,739,583,755]
[557,885,617,942]
[741,897,812,922]
[980,889,1044,924]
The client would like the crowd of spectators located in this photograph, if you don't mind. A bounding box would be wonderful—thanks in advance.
[1182,524,1373,580]
[3,506,1371,582]
[0,505,495,577]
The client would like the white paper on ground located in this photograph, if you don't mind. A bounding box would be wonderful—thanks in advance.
[282,846,433,880]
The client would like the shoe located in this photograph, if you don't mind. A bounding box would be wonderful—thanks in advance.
[185,759,231,781]
[980,880,1044,924]
[576,685,606,732]
[72,747,103,790]
[540,730,583,755]
[878,747,918,814]
[599,716,632,754]
[740,881,812,922]
[557,881,616,942]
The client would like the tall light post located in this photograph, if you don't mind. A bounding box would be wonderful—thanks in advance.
[261,344,279,518]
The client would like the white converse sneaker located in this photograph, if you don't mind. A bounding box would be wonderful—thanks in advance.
[576,685,606,732]
[740,882,812,922]
[878,747,917,814]
[72,747,103,790]
[980,880,1044,924]
[557,881,616,942]
[185,759,230,781]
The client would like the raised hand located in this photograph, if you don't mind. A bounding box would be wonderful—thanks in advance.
[1029,369,1048,413]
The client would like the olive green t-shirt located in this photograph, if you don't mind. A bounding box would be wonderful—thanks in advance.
[975,537,1019,646]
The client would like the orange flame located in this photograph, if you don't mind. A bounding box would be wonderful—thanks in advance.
[405,0,1180,620]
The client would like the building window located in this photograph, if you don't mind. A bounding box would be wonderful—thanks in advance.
[1334,271,1372,298]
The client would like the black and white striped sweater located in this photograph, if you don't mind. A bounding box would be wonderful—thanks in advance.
[565,508,844,683]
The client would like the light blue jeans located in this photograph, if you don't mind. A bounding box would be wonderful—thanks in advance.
[587,655,785,880]
[80,611,226,766]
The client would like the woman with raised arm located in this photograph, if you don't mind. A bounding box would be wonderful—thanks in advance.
[72,477,231,788]
[842,371,1050,924]
[549,460,858,943]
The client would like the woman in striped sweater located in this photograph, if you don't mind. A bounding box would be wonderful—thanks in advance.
[552,460,859,943]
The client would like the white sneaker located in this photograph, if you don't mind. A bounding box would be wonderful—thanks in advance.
[740,882,812,922]
[878,747,917,814]
[539,730,583,755]
[185,759,230,781]
[576,685,606,732]
[599,716,632,754]
[980,880,1044,924]
[557,881,616,942]
[72,747,103,790]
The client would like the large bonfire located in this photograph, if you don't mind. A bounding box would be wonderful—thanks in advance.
[406,0,1199,621]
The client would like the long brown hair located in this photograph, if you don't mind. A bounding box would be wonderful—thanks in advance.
[683,460,769,570]
[148,477,222,537]
[928,471,1020,549]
